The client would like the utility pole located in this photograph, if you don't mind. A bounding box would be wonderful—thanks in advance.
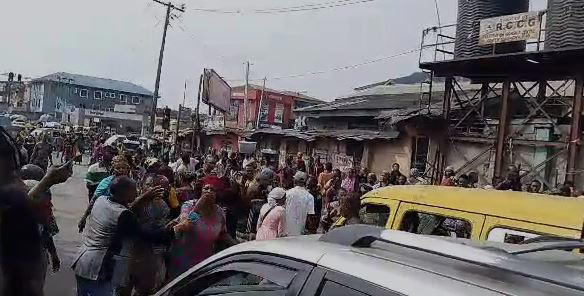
[256,76,267,129]
[192,74,203,153]
[149,0,185,133]
[174,80,187,157]
[243,61,250,129]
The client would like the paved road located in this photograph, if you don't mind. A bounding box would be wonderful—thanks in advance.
[45,158,90,296]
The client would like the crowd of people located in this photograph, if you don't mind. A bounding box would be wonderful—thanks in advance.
[1,125,581,296]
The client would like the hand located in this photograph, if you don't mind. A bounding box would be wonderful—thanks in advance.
[78,218,86,233]
[141,186,165,201]
[165,219,178,232]
[51,254,61,272]
[45,161,73,185]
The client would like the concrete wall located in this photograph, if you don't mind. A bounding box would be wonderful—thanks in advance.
[366,137,412,175]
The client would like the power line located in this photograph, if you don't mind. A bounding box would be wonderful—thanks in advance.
[226,48,420,82]
[191,0,380,14]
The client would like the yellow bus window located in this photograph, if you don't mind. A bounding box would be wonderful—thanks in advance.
[487,228,540,244]
[400,211,472,239]
[359,204,390,227]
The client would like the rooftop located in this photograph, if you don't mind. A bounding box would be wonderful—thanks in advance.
[420,47,584,81]
[232,84,323,104]
[33,72,153,96]
[249,128,399,142]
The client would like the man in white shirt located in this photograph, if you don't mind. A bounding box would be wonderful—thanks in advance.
[285,171,315,236]
[174,152,198,174]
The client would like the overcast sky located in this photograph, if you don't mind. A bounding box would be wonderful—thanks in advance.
[2,0,546,108]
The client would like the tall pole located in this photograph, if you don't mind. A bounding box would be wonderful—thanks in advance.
[174,80,186,157]
[567,77,584,183]
[256,76,267,129]
[149,0,185,133]
[243,61,250,129]
[494,80,512,180]
[193,74,203,153]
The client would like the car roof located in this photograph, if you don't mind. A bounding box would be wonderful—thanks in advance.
[161,228,584,296]
[363,185,584,230]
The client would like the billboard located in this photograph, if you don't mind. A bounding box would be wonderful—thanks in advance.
[202,69,231,112]
[479,12,541,45]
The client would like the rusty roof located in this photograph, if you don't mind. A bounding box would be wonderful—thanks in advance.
[249,128,399,142]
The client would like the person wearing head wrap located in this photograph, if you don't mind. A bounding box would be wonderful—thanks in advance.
[168,176,236,280]
[256,188,287,241]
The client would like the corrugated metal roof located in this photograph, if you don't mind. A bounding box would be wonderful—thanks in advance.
[250,128,399,142]
[232,84,324,103]
[33,72,153,96]
[295,92,421,112]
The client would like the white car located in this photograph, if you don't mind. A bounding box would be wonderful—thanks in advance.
[155,225,584,296]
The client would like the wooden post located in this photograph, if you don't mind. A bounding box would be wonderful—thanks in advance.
[494,80,512,179]
[434,77,453,184]
[566,77,584,183]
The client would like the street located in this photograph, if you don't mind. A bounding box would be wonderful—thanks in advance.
[44,157,89,295]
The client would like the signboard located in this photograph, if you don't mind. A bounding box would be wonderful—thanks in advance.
[479,11,541,45]
[114,104,136,114]
[333,153,354,172]
[259,101,269,123]
[202,69,231,112]
[274,103,284,124]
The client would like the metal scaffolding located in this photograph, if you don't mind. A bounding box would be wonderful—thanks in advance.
[419,20,584,189]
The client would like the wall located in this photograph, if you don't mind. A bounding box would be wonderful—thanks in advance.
[34,81,153,115]
[367,137,412,175]
[208,134,239,152]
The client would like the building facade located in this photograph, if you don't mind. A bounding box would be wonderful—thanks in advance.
[228,84,323,129]
[30,72,153,133]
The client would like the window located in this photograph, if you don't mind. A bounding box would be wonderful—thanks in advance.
[487,228,540,244]
[410,136,430,172]
[74,88,78,94]
[400,211,472,239]
[171,262,295,296]
[106,106,114,112]
[131,96,140,104]
[120,94,127,103]
[80,89,88,98]
[317,281,368,296]
[94,91,102,100]
[109,92,116,98]
[359,204,390,227]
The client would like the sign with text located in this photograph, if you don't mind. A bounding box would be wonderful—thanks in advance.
[479,12,541,45]
[114,104,136,114]
[333,153,354,172]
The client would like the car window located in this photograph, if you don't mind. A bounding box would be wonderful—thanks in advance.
[359,204,390,227]
[400,211,472,239]
[317,281,368,296]
[487,227,540,244]
[171,262,296,296]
